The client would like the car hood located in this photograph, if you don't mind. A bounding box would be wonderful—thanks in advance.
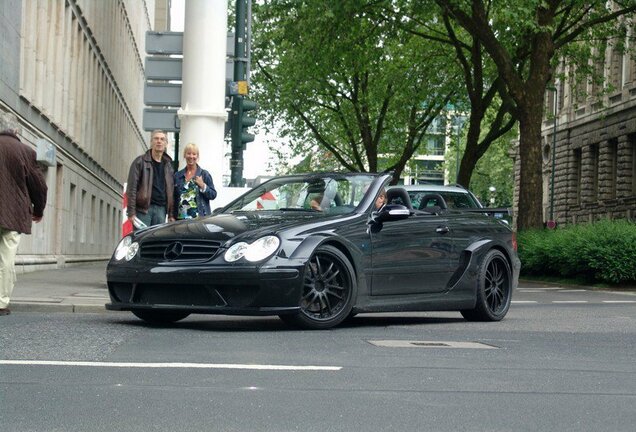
[134,212,330,243]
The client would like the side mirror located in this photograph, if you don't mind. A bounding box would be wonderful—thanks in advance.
[369,204,411,224]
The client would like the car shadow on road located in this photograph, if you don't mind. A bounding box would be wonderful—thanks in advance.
[109,313,465,332]
[341,314,466,328]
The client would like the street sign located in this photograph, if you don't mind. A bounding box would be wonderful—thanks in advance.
[143,108,180,132]
[146,31,235,56]
[143,31,237,131]
[144,82,182,106]
[146,32,183,55]
[145,57,183,80]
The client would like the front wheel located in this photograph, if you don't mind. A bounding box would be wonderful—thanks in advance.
[132,310,190,325]
[461,249,512,321]
[279,245,356,330]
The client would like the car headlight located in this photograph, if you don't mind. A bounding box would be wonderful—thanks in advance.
[224,242,249,262]
[224,235,280,263]
[244,235,281,262]
[113,236,139,261]
[125,242,139,261]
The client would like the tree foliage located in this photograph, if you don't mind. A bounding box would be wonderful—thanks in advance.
[434,0,636,229]
[252,0,460,182]
[251,0,636,230]
[386,0,517,190]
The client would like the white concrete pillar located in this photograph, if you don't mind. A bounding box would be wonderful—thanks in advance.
[178,0,231,205]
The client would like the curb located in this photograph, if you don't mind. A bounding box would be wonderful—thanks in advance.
[10,302,109,314]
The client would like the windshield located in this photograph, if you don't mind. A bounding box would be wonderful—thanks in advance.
[224,174,378,216]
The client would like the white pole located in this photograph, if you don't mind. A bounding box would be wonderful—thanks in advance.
[178,0,232,205]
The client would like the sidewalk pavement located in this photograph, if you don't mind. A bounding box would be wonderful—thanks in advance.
[10,261,109,313]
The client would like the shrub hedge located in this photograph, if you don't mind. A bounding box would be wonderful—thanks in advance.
[517,219,636,285]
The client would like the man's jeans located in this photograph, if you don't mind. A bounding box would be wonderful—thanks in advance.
[136,204,167,228]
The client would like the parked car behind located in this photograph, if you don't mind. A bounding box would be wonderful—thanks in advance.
[390,184,512,222]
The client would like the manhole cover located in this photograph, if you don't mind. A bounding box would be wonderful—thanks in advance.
[367,340,498,349]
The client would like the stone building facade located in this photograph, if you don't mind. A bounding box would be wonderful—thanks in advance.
[0,0,168,271]
[538,43,636,226]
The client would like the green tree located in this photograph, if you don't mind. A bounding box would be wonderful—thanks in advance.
[252,0,460,182]
[444,104,517,207]
[434,0,636,229]
[384,1,516,190]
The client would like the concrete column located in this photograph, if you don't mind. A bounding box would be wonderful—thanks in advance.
[580,144,598,205]
[597,139,616,200]
[178,0,230,205]
[616,135,633,198]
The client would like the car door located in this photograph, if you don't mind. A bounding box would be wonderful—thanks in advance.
[369,212,453,295]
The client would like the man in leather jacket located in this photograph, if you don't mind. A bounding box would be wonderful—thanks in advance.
[126,130,175,228]
[0,111,48,316]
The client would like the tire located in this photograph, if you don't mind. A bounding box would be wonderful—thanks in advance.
[461,249,512,322]
[132,310,190,325]
[279,245,356,330]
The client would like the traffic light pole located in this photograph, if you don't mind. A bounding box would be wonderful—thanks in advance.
[230,0,249,187]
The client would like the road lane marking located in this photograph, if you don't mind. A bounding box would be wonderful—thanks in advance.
[518,287,562,290]
[512,300,538,304]
[552,301,588,304]
[602,300,636,304]
[0,360,341,371]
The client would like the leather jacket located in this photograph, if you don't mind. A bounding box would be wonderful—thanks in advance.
[126,150,174,217]
[0,131,48,234]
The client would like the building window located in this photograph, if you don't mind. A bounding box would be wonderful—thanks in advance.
[69,183,77,242]
[429,116,447,135]
[425,135,445,156]
[80,190,87,243]
[413,160,444,184]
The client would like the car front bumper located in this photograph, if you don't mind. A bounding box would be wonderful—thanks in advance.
[106,260,305,316]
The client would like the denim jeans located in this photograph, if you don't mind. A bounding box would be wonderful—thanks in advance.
[136,204,167,228]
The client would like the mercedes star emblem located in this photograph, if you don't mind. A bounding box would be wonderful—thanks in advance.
[164,242,184,260]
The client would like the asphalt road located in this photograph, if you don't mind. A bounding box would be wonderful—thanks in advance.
[1,286,635,432]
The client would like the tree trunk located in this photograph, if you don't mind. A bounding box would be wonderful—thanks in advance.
[516,110,544,230]
[457,149,479,188]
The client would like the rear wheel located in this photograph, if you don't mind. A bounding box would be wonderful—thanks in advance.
[461,249,512,321]
[132,310,190,325]
[279,245,356,329]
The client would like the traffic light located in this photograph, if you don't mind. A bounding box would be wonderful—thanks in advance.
[230,96,257,186]
[238,97,257,148]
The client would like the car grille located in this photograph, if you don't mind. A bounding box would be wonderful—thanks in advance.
[139,239,223,262]
[109,282,259,308]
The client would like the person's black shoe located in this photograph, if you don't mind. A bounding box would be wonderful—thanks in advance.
[0,308,11,316]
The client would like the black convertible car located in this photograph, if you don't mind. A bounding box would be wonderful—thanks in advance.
[106,172,520,329]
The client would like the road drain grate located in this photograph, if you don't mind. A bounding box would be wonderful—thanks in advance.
[367,340,499,349]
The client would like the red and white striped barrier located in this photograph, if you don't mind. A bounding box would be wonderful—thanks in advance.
[122,183,133,237]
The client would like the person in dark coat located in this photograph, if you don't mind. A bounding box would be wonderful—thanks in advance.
[173,142,217,220]
[0,111,48,316]
[125,130,175,228]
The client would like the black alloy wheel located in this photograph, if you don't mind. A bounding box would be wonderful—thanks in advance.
[280,245,356,330]
[132,310,190,325]
[461,249,512,321]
